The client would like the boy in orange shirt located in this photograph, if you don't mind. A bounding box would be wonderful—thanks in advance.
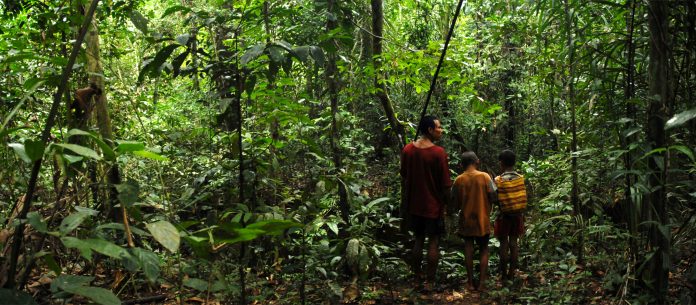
[452,151,497,291]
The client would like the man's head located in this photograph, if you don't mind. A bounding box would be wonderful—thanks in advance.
[461,151,479,169]
[498,149,516,169]
[418,115,443,141]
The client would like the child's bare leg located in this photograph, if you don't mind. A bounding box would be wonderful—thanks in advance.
[499,236,509,280]
[464,239,475,291]
[509,236,519,278]
[478,242,490,291]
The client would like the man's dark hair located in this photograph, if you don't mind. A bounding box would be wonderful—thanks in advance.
[418,115,438,135]
[461,151,479,168]
[499,149,516,167]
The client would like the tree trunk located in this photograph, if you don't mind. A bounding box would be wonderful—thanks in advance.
[622,0,638,257]
[563,0,583,263]
[84,3,125,234]
[371,0,406,147]
[646,0,671,301]
[327,0,350,225]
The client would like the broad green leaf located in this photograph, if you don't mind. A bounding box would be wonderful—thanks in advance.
[366,197,390,209]
[53,275,92,290]
[115,141,145,153]
[146,221,180,253]
[138,44,181,83]
[133,150,169,161]
[246,219,302,236]
[274,40,293,51]
[74,206,99,216]
[44,254,62,275]
[310,46,325,67]
[326,221,339,235]
[24,139,44,161]
[87,238,130,259]
[670,145,695,162]
[27,212,47,233]
[183,235,210,260]
[54,275,121,305]
[68,129,115,161]
[172,50,190,77]
[268,46,285,63]
[54,143,101,160]
[115,180,140,206]
[61,237,93,260]
[241,44,266,65]
[129,10,149,34]
[23,77,44,91]
[73,287,121,305]
[217,228,265,244]
[59,212,91,234]
[62,154,84,164]
[665,107,696,130]
[183,278,209,291]
[131,248,160,283]
[9,143,31,163]
[0,288,38,305]
[292,46,310,63]
[623,127,641,138]
[162,5,192,18]
[176,33,190,46]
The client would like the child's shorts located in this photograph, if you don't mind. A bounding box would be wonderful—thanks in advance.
[410,215,445,236]
[494,213,525,238]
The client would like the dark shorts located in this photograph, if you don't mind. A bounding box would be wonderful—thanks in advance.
[494,214,525,238]
[462,234,490,247]
[410,215,445,236]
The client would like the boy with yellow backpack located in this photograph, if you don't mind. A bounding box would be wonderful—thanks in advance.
[494,150,528,284]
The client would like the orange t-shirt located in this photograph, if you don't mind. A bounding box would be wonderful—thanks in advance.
[453,169,496,237]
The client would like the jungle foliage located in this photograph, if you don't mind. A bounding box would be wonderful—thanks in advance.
[1,0,695,304]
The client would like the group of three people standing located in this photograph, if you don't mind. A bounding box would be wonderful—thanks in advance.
[400,115,527,292]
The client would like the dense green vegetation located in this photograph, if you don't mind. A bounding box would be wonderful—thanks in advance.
[1,0,695,304]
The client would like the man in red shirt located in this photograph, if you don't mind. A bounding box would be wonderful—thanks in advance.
[400,115,452,291]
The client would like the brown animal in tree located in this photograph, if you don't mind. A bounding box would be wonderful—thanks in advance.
[70,83,102,122]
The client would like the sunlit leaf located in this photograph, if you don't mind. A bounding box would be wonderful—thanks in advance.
[670,145,695,162]
[24,139,45,162]
[133,150,169,161]
[665,107,696,130]
[54,143,101,160]
[9,143,31,163]
[131,248,160,283]
[116,180,140,207]
[115,141,145,153]
[162,5,192,18]
[61,237,93,260]
[27,212,47,233]
[138,44,181,83]
[67,129,115,161]
[241,44,266,65]
[175,34,190,46]
[129,10,149,34]
[54,275,120,305]
[59,211,91,235]
[146,221,180,253]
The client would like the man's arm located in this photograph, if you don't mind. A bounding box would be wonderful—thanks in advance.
[487,175,498,207]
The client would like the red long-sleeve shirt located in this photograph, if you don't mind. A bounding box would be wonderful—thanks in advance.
[400,143,451,219]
